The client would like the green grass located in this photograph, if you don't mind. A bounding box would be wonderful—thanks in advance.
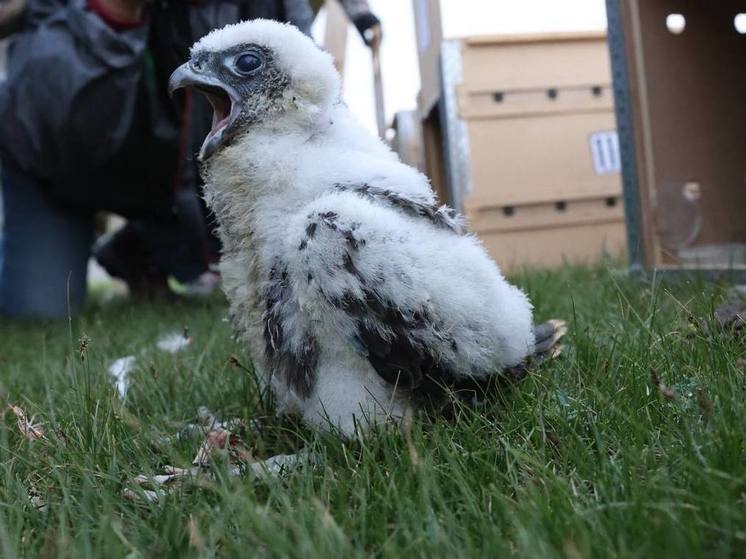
[0,265,744,558]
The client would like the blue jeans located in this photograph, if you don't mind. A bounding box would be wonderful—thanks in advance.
[0,166,93,318]
[0,165,212,318]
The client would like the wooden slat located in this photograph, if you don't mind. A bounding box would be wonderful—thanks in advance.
[323,0,348,77]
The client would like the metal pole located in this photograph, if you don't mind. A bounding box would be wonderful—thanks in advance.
[366,25,387,141]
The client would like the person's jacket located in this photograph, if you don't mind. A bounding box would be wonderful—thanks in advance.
[0,0,313,216]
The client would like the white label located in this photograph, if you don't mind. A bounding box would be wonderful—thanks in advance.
[589,130,621,175]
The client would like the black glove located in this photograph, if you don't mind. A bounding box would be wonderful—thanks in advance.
[351,11,381,46]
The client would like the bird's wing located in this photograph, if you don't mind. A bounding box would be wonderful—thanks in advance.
[278,188,464,396]
[334,182,466,235]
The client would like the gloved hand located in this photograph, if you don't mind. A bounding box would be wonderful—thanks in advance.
[351,10,381,48]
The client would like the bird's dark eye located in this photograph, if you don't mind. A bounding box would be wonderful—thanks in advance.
[234,52,262,75]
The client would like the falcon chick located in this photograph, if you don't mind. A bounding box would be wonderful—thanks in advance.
[169,20,561,437]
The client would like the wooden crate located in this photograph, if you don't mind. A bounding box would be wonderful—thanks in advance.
[455,32,627,271]
[412,0,444,116]
[469,197,626,270]
[607,0,746,274]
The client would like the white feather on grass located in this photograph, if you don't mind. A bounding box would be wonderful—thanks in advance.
[107,356,136,399]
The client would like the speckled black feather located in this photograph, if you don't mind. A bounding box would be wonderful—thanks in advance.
[335,182,466,235]
[331,281,457,394]
[263,263,319,397]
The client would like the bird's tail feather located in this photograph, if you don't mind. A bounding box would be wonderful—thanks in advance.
[425,318,568,417]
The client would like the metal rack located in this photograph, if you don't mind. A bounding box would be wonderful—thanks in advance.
[606,0,644,272]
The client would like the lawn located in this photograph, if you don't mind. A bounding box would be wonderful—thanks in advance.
[0,264,744,558]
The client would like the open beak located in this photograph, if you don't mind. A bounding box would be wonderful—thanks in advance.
[169,63,242,161]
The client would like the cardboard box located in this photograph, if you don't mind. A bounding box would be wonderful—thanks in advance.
[391,110,425,171]
[607,0,746,273]
[411,0,450,203]
[451,33,627,270]
[472,197,626,270]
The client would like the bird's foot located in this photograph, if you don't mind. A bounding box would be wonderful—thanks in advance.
[504,319,567,383]
[533,319,568,362]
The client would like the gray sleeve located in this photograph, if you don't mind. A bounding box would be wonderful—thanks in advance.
[0,0,148,180]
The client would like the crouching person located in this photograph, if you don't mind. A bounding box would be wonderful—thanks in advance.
[0,0,314,318]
